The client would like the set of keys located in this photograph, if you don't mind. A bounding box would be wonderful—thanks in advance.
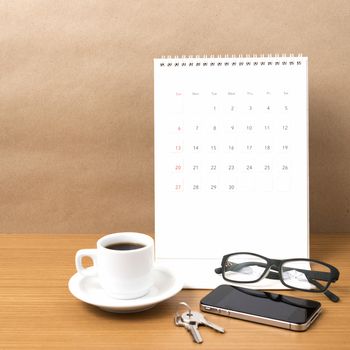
[174,302,225,344]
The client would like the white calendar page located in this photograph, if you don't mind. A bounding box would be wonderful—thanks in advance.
[154,56,309,288]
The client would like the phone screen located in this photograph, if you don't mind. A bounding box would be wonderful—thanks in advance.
[201,285,321,324]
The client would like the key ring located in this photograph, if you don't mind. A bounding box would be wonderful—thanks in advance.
[176,301,193,317]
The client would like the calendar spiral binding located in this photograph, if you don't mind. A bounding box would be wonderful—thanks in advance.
[158,54,305,67]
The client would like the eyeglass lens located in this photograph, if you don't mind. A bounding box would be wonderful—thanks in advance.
[281,260,331,291]
[224,254,268,282]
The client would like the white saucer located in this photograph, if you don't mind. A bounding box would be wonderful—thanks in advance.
[68,265,183,313]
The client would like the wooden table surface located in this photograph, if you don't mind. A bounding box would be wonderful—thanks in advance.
[0,233,349,349]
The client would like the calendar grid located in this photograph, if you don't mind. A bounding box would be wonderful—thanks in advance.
[154,55,309,288]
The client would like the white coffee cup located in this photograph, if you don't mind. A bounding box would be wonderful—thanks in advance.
[75,232,154,300]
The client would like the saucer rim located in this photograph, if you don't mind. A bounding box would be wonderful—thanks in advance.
[68,264,184,309]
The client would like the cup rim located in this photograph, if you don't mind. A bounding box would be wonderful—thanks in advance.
[97,232,153,253]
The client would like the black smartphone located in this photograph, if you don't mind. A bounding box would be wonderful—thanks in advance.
[200,285,322,331]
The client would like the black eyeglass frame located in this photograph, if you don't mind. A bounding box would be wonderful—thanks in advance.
[215,252,340,301]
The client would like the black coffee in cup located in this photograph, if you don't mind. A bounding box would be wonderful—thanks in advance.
[105,242,145,251]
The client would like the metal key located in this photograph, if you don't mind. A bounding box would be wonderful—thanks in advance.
[182,311,225,333]
[174,313,203,343]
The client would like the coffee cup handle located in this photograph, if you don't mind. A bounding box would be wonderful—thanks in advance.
[75,249,97,276]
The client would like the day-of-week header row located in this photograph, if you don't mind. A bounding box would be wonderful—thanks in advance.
[175,91,289,96]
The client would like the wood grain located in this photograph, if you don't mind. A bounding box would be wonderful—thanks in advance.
[0,233,349,349]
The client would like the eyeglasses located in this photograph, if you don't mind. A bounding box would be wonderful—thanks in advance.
[215,252,340,302]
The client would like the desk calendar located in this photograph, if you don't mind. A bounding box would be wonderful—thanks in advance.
[154,55,309,288]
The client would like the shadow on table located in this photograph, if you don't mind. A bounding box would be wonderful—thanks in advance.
[81,298,174,320]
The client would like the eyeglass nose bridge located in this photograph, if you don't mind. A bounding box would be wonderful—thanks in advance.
[260,260,282,280]
[269,259,282,268]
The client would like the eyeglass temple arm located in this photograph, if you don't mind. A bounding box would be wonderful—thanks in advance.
[305,276,340,302]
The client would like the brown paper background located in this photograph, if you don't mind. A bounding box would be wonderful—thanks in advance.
[1,0,349,234]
